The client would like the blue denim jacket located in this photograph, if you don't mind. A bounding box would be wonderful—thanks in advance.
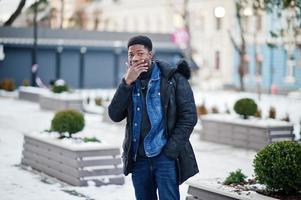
[131,63,167,160]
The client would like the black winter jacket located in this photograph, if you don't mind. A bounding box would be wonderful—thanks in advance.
[108,60,199,184]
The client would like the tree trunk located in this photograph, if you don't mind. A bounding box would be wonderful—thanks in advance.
[3,0,27,26]
[238,53,247,91]
[60,0,64,29]
[238,65,245,91]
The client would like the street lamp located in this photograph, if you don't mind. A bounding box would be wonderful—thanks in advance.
[243,7,253,17]
[214,6,225,30]
[0,44,5,61]
[31,0,38,87]
[113,41,122,87]
[214,6,225,18]
[79,47,87,89]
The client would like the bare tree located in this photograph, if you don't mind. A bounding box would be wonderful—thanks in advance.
[182,0,194,65]
[253,0,265,97]
[3,0,26,26]
[25,0,50,27]
[167,0,195,67]
[229,0,250,91]
[60,0,64,29]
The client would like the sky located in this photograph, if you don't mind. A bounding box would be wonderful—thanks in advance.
[0,0,35,22]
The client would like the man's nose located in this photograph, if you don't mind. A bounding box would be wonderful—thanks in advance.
[132,55,140,62]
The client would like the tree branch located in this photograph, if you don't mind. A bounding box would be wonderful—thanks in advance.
[3,0,26,26]
[228,29,242,54]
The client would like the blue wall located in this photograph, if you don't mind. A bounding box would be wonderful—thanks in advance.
[0,46,32,86]
[233,11,301,92]
[0,44,182,89]
[233,45,301,92]
[61,50,80,88]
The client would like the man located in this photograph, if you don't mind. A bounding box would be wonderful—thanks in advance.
[108,35,198,200]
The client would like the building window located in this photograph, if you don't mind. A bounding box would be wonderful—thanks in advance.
[215,51,220,70]
[216,18,222,30]
[255,54,263,76]
[285,54,296,83]
[256,15,262,31]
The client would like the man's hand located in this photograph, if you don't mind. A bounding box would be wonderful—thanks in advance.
[124,60,148,85]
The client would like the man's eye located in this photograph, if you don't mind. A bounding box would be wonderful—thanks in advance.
[138,53,143,56]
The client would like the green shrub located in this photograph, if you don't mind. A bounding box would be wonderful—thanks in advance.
[281,113,290,122]
[95,97,103,106]
[197,104,208,116]
[224,169,247,185]
[269,106,276,119]
[51,79,69,93]
[52,85,69,93]
[234,98,257,119]
[83,137,100,143]
[253,141,301,194]
[0,79,16,91]
[22,79,30,87]
[211,106,219,114]
[51,109,85,137]
[255,108,262,118]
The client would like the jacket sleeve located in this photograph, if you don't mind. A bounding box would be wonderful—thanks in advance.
[163,74,197,159]
[108,79,133,122]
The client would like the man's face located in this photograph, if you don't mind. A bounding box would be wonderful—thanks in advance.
[128,44,153,69]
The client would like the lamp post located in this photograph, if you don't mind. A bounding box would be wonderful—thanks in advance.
[56,46,63,79]
[31,0,38,87]
[0,44,5,61]
[113,41,122,87]
[214,6,225,30]
[60,0,64,29]
[79,47,87,89]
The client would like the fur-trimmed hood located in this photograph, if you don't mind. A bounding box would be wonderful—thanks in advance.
[155,59,191,80]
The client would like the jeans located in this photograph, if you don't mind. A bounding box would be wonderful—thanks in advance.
[131,153,179,200]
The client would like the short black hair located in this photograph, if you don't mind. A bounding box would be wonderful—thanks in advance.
[127,35,153,51]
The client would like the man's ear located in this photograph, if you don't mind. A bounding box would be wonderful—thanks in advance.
[149,51,154,60]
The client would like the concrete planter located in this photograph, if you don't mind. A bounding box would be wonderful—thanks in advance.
[39,93,83,111]
[21,133,124,186]
[199,114,294,150]
[18,86,48,102]
[186,178,277,200]
[0,89,17,98]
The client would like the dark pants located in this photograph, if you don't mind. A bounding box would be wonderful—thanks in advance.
[131,153,179,200]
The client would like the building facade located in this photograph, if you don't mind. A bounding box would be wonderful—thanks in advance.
[2,0,301,93]
[83,0,301,93]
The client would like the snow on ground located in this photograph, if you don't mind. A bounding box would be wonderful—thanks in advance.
[2,88,299,200]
